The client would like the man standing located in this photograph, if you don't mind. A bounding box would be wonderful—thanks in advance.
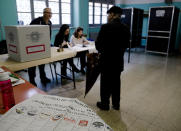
[28,8,52,86]
[95,6,130,110]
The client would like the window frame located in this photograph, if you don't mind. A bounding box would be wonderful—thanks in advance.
[89,0,115,27]
[16,0,72,28]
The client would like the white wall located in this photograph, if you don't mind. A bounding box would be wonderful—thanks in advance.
[115,0,181,5]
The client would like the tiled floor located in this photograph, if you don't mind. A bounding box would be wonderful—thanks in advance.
[17,51,181,131]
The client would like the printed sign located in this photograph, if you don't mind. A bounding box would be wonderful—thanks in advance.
[156,10,165,17]
[26,44,45,54]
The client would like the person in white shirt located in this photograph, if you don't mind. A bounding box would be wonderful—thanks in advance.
[70,27,89,74]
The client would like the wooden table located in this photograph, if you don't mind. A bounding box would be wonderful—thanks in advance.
[0,66,46,114]
[0,47,77,72]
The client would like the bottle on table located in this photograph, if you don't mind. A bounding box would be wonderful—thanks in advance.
[0,72,15,111]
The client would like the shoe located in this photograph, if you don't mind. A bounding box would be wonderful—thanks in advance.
[112,105,120,110]
[41,77,51,84]
[96,102,109,111]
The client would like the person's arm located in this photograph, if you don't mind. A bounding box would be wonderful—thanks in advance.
[70,35,76,46]
[82,37,89,44]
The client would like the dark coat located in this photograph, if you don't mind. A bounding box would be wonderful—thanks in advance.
[95,18,130,72]
[54,34,69,48]
[30,17,52,38]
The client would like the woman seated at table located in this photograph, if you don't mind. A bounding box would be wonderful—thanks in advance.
[70,27,89,74]
[54,24,80,76]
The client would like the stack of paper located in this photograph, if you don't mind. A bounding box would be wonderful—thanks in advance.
[0,94,113,131]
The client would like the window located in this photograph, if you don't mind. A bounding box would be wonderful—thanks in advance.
[48,0,60,24]
[108,4,114,9]
[89,2,93,24]
[61,0,71,24]
[94,3,101,24]
[34,0,46,18]
[89,0,115,26]
[16,0,72,26]
[102,4,108,24]
[16,0,31,25]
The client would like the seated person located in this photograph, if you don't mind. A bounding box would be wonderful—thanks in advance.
[70,27,89,74]
[54,24,80,76]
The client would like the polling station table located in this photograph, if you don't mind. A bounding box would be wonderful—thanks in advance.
[52,44,97,83]
[0,47,77,88]
[0,45,97,89]
[0,47,77,72]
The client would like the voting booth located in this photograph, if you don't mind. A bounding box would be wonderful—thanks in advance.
[5,25,51,62]
[121,8,144,48]
[146,6,179,55]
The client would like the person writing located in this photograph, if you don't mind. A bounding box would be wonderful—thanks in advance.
[28,8,52,86]
[95,6,130,110]
[54,24,80,76]
[70,27,89,74]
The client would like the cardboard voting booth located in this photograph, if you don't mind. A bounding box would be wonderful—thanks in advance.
[5,25,51,62]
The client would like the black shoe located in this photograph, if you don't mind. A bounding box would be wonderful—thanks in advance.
[112,105,120,110]
[41,77,51,84]
[96,102,109,111]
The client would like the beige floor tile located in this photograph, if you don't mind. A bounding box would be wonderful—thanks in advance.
[152,114,178,131]
[147,124,168,131]
[96,110,127,131]
[128,118,150,131]
[126,101,158,124]
[121,112,137,128]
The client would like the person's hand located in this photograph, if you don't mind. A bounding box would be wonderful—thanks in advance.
[68,42,73,47]
[61,41,67,47]
[83,41,89,45]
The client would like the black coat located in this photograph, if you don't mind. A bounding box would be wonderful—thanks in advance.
[30,17,52,38]
[54,34,69,48]
[95,18,130,72]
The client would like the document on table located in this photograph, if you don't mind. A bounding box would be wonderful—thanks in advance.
[0,67,5,73]
[0,94,113,131]
[0,68,25,86]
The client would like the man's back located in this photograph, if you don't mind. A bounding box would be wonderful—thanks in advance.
[96,18,130,70]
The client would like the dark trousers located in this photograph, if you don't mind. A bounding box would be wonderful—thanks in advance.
[61,58,76,75]
[28,64,46,81]
[100,68,121,106]
[76,51,86,69]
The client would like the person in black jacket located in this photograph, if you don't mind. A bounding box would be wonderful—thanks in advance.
[54,24,80,76]
[28,8,52,86]
[95,6,130,110]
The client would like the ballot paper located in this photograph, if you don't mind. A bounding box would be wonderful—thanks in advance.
[0,94,113,131]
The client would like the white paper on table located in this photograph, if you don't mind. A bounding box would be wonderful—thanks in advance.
[0,94,113,131]
[0,68,5,73]
[11,78,25,86]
